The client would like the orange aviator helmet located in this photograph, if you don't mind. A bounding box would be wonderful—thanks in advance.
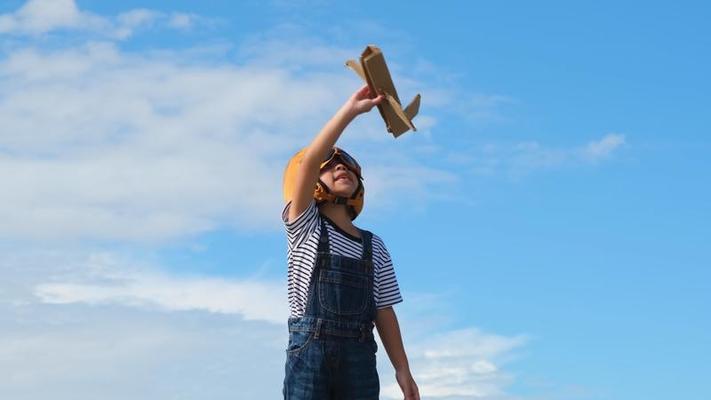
[283,147,365,220]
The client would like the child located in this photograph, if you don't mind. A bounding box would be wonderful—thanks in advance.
[281,84,420,399]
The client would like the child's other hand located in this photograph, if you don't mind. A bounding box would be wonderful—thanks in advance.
[395,368,420,400]
[346,84,383,116]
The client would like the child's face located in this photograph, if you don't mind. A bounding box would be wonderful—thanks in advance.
[320,162,359,197]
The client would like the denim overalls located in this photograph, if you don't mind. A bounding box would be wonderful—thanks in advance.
[283,218,379,399]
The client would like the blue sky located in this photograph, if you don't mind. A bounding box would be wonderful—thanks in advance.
[0,1,709,399]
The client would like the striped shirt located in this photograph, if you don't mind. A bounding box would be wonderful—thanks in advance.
[282,200,403,318]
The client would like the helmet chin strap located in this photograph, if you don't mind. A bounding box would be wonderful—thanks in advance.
[317,179,361,207]
[315,178,363,221]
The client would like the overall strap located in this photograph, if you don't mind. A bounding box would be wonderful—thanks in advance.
[359,229,374,271]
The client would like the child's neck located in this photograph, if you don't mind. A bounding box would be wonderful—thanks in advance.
[318,203,360,238]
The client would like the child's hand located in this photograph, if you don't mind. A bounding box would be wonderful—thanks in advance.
[396,368,420,400]
[345,84,383,116]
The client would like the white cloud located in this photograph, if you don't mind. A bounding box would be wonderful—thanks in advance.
[112,8,160,39]
[0,42,331,240]
[581,133,625,161]
[1,248,286,324]
[455,133,627,178]
[370,292,529,400]
[34,267,288,324]
[0,0,202,39]
[379,327,527,399]
[459,94,516,122]
[168,12,197,30]
[366,163,459,209]
[238,30,356,70]
[0,0,103,35]
[0,301,287,399]
[0,245,285,400]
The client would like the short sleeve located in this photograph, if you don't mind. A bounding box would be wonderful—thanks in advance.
[282,200,319,250]
[373,236,403,309]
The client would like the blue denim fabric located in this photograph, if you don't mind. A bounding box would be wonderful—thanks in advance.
[283,218,379,399]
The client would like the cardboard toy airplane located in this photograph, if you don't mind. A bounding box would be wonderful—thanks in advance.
[346,45,421,138]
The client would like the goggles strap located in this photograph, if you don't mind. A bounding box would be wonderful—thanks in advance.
[317,179,332,194]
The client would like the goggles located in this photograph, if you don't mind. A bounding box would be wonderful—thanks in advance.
[320,147,362,177]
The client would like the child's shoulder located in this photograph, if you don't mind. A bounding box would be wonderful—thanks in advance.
[369,232,389,252]
[353,227,388,253]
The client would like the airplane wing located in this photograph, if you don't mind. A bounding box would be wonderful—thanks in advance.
[345,59,367,82]
[383,91,416,132]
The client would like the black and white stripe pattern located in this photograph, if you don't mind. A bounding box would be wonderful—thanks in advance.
[282,200,403,318]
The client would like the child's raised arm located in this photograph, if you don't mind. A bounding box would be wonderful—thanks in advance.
[287,85,382,222]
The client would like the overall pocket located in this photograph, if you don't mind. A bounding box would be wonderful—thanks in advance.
[318,269,368,315]
[286,330,314,355]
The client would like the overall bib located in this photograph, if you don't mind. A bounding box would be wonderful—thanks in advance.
[283,218,379,399]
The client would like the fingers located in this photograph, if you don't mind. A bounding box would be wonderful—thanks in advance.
[347,85,383,115]
[364,95,383,109]
[355,84,384,101]
[355,84,371,98]
[364,100,380,112]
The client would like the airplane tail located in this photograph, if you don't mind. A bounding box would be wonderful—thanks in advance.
[404,94,420,120]
[383,92,416,132]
